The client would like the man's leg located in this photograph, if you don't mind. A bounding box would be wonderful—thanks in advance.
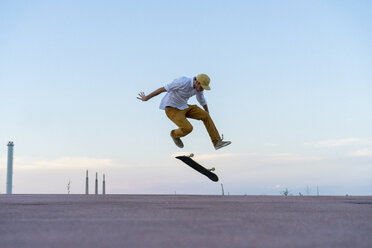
[165,107,194,138]
[185,105,221,146]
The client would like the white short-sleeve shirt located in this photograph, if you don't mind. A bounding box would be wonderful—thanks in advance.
[159,77,207,110]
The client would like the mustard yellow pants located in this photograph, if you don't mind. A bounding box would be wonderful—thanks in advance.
[165,105,221,146]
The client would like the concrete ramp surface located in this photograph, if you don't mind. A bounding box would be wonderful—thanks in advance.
[1,195,372,248]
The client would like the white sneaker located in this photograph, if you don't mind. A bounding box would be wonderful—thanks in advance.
[214,135,231,150]
[171,132,184,148]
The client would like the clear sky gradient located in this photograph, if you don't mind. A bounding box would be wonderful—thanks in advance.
[0,0,371,195]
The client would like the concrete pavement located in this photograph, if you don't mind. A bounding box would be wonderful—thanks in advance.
[1,194,372,248]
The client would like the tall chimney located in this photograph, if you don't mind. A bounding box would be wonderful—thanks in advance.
[85,170,89,195]
[102,174,106,195]
[95,172,98,195]
[7,141,14,194]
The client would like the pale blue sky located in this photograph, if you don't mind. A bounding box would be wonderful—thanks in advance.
[0,0,371,195]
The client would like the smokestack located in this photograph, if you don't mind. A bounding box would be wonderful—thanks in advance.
[95,172,98,195]
[85,170,89,195]
[7,141,14,194]
[102,174,106,195]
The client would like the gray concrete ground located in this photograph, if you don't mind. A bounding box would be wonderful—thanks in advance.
[0,195,372,248]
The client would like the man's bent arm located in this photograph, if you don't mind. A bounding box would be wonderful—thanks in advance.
[137,87,166,101]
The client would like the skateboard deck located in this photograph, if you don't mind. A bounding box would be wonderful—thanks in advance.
[175,155,219,182]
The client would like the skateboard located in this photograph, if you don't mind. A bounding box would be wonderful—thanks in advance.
[175,153,219,182]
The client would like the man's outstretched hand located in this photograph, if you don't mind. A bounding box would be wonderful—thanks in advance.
[137,87,166,102]
[137,92,148,101]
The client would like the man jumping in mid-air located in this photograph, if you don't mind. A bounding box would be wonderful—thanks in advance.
[137,74,231,150]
